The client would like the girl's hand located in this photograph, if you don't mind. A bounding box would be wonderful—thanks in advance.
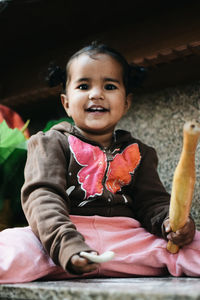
[68,251,99,274]
[163,217,196,247]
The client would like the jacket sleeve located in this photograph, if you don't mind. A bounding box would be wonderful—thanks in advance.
[21,130,92,272]
[131,144,170,237]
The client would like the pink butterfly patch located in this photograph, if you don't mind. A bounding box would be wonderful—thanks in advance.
[68,136,141,199]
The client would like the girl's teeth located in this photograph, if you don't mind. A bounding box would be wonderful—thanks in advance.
[88,107,106,112]
[93,108,103,111]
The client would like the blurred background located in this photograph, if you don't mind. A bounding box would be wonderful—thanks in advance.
[0,0,200,132]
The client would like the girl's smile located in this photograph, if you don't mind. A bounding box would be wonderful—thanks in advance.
[85,104,109,114]
[61,53,131,146]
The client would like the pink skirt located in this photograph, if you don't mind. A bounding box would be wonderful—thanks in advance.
[0,215,200,283]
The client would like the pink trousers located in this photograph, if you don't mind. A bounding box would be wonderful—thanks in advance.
[0,215,200,283]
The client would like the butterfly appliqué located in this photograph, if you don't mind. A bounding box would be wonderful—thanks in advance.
[68,135,141,199]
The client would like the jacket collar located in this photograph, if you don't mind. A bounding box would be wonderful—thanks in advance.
[51,121,133,150]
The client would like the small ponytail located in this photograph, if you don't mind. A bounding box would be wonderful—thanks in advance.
[45,63,66,90]
[127,63,147,93]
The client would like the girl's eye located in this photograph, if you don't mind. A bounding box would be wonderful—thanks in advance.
[78,84,89,90]
[105,84,117,90]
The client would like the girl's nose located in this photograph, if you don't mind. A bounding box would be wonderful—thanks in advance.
[88,88,104,100]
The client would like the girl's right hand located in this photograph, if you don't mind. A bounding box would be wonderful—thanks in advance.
[163,217,195,247]
[68,251,99,274]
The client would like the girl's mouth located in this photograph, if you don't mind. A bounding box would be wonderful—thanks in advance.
[86,106,109,113]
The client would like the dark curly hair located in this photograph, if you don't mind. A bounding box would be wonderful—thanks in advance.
[46,41,147,95]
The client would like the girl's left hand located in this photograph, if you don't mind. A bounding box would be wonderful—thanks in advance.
[68,251,99,275]
[163,217,196,247]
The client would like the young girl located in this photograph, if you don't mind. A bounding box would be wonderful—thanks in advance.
[0,42,199,283]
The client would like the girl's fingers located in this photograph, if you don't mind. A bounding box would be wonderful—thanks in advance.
[166,217,195,247]
[167,230,194,247]
[70,254,99,274]
[71,254,88,267]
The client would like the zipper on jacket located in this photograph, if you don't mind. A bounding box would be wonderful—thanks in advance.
[102,148,115,216]
[102,148,114,185]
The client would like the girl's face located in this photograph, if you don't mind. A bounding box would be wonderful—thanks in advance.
[61,53,131,144]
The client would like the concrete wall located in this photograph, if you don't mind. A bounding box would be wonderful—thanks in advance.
[118,81,200,229]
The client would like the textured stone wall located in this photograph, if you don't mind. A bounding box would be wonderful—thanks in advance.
[118,81,200,228]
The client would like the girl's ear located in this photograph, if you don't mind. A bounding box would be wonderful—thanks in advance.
[124,93,132,114]
[61,94,71,116]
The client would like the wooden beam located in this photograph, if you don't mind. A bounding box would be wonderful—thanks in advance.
[0,86,61,109]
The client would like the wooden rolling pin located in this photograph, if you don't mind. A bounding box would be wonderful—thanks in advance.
[167,120,200,254]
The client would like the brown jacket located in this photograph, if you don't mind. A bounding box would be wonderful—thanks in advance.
[21,122,170,272]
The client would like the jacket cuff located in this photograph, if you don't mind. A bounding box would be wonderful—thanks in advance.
[161,216,169,240]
